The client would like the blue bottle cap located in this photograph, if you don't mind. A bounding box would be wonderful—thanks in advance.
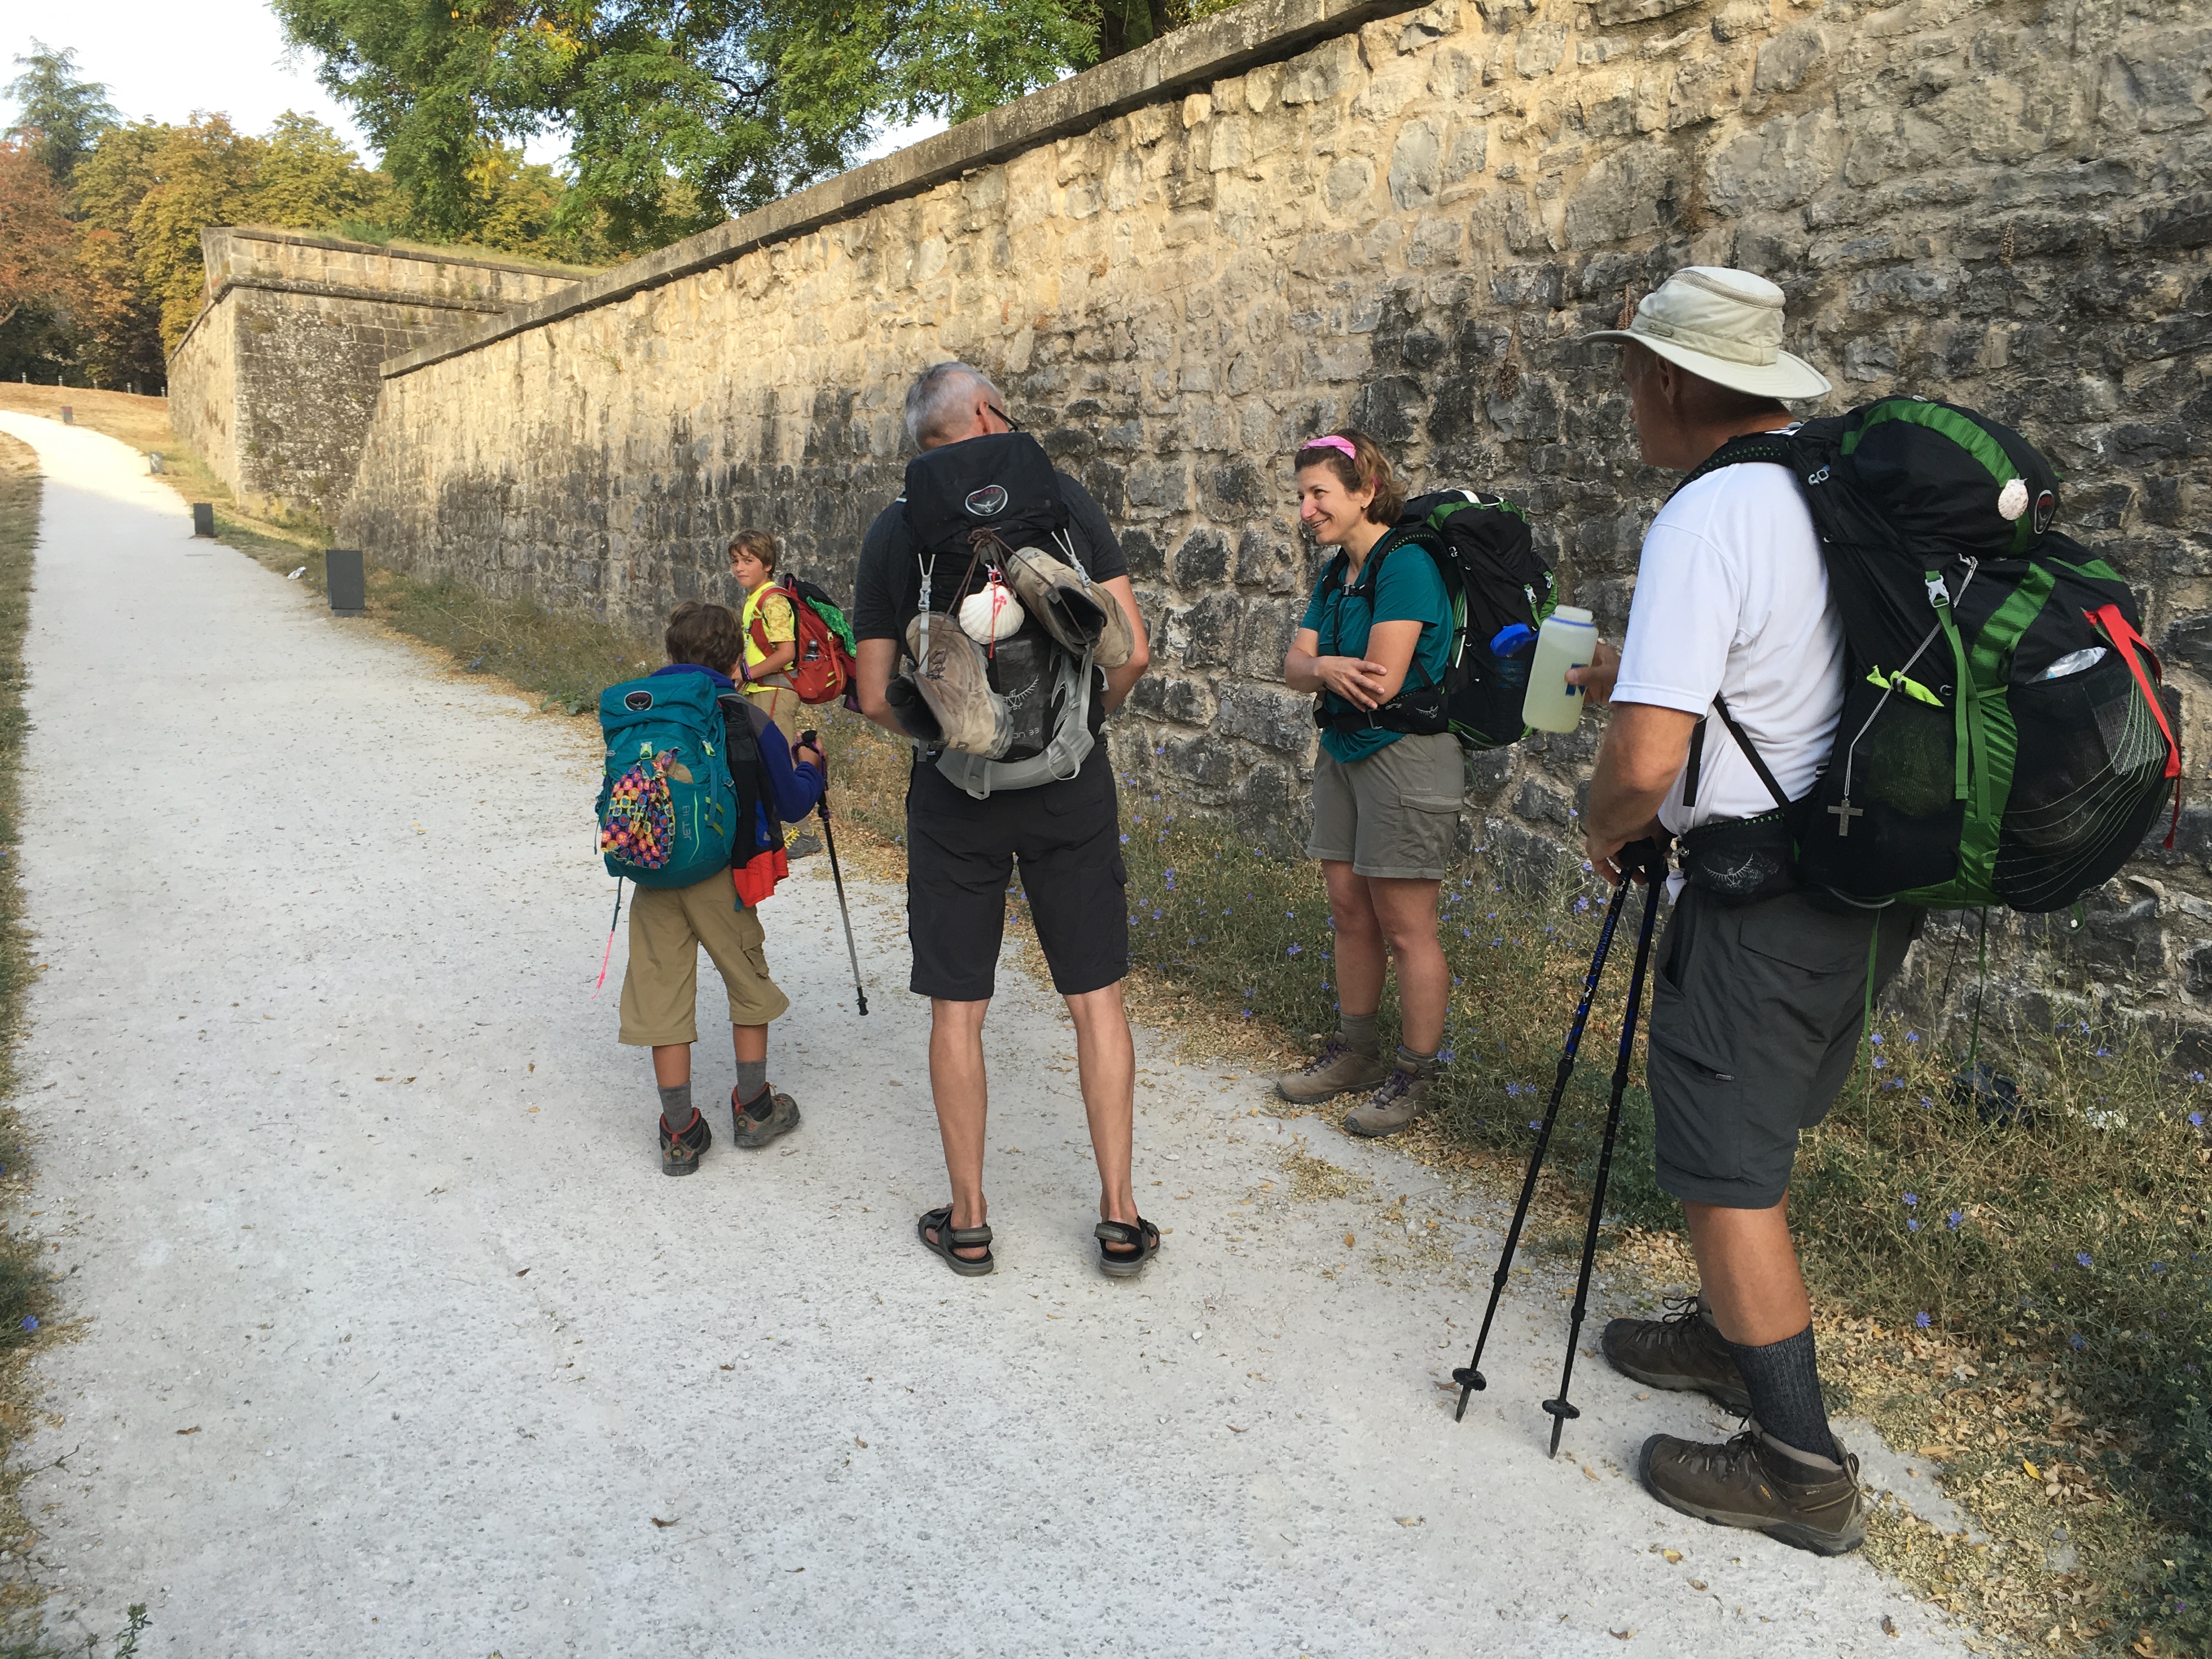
[1488,623,1537,657]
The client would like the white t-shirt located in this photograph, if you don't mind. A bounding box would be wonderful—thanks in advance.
[1612,456,1844,836]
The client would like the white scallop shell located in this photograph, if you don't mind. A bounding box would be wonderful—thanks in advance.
[958,579,1026,643]
[1997,477,2030,521]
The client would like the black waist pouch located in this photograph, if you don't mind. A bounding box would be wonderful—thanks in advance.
[1678,809,1802,906]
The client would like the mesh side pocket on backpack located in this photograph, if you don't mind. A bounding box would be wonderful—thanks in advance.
[1796,680,1961,898]
[1996,654,2174,911]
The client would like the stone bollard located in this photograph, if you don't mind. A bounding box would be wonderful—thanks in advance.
[59,407,73,425]
[147,452,164,475]
[326,549,366,616]
[191,503,214,538]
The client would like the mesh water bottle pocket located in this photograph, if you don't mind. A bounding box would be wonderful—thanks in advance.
[1996,654,2174,911]
[1796,682,1961,898]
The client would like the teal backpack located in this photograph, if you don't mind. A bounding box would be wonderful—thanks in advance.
[595,673,739,889]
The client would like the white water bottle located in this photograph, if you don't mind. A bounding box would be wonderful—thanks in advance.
[1522,606,1598,732]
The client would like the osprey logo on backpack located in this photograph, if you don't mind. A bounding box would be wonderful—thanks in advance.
[965,486,1008,518]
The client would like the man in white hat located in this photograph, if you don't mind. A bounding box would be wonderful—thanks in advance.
[1570,268,1920,1555]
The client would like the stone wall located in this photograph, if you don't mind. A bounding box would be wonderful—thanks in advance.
[168,229,586,520]
[337,0,2212,1053]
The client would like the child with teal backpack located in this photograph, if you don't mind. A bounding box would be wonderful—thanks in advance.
[597,600,826,1174]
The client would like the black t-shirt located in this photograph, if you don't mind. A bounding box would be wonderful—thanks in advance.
[851,466,1126,645]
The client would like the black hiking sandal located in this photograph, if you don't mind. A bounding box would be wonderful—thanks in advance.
[917,1206,995,1277]
[660,1110,712,1176]
[1094,1217,1160,1279]
[731,1086,802,1149]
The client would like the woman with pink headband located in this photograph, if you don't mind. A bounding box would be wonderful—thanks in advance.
[1274,427,1460,1138]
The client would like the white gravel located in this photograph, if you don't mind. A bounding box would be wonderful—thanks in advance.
[0,411,1966,1656]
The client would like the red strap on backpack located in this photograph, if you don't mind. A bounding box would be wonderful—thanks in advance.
[2086,603,2182,848]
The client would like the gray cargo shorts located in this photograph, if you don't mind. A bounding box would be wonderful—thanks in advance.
[1645,884,1921,1209]
[1305,732,1462,880]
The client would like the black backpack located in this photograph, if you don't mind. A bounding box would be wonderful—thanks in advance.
[1686,398,2180,913]
[1324,490,1558,751]
[896,432,1093,787]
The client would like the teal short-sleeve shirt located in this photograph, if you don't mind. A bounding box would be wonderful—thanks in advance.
[1300,541,1454,766]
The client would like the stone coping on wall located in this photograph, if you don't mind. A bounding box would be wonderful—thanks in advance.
[169,227,599,365]
[210,225,600,281]
[379,0,1434,381]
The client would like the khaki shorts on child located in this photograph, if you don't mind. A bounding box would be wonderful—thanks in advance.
[618,868,792,1045]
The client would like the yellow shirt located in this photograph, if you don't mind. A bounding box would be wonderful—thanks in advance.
[741,586,795,688]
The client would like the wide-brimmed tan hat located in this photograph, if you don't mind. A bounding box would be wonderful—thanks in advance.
[1582,267,1832,400]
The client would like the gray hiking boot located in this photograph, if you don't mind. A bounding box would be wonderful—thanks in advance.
[1639,1420,1867,1556]
[902,616,1008,757]
[1273,1036,1390,1105]
[1344,1062,1434,1138]
[731,1087,802,1149]
[1002,546,1135,668]
[1601,1293,1752,1413]
[785,830,823,858]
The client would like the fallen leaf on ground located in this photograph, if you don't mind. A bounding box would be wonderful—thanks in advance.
[1610,1631,1633,1641]
[1228,1425,1246,1434]
[650,1517,674,1528]
[176,1426,199,1436]
[1883,1615,1899,1637]
[1395,1516,1424,1526]
[1344,1233,1356,1248]
[515,1268,529,1277]
[1661,1549,1681,1564]
[855,1437,867,1448]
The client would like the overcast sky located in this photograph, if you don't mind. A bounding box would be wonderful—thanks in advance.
[2,0,943,178]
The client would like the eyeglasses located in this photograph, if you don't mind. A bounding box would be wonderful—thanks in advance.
[986,403,1022,432]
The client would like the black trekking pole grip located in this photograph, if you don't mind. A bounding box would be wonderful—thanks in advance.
[1544,839,1667,1458]
[1452,859,1636,1424]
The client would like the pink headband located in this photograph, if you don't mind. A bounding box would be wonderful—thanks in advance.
[1299,435,1359,462]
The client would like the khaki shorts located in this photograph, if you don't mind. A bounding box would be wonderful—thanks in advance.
[618,869,792,1045]
[1305,732,1463,879]
[744,679,800,743]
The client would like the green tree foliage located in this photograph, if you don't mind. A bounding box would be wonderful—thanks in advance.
[272,0,1096,251]
[69,121,168,388]
[131,115,267,351]
[3,40,119,187]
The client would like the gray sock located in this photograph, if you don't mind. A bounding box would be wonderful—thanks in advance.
[1726,1324,1838,1463]
[736,1058,769,1118]
[1395,1043,1438,1076]
[657,1081,695,1133]
[1339,1012,1381,1056]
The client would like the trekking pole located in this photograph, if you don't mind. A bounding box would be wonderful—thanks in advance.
[1453,862,1637,1423]
[1543,839,1667,1458]
[801,731,868,1016]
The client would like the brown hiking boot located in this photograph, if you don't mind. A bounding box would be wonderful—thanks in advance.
[1273,1037,1390,1105]
[1344,1062,1434,1138]
[730,1087,802,1149]
[1639,1420,1867,1556]
[1602,1294,1752,1413]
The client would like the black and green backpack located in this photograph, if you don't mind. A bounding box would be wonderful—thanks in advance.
[1689,398,2181,913]
[1323,490,1558,752]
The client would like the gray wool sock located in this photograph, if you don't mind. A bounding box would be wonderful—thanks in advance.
[736,1058,770,1118]
[657,1081,695,1133]
[1395,1043,1438,1076]
[1339,1012,1381,1056]
[1726,1324,1838,1463]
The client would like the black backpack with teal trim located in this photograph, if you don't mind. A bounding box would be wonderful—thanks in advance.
[1689,398,2180,913]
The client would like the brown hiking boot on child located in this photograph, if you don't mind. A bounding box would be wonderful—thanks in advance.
[1601,1293,1752,1413]
[1273,1036,1390,1105]
[1639,1420,1867,1556]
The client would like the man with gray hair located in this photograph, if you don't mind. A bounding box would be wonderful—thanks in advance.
[1571,269,1920,1555]
[851,363,1155,1279]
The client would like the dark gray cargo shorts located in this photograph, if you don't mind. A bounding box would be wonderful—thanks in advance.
[1645,884,1921,1209]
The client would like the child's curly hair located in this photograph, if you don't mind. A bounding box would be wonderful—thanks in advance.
[665,600,744,673]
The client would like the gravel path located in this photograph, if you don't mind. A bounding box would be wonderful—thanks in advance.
[0,411,1965,1657]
